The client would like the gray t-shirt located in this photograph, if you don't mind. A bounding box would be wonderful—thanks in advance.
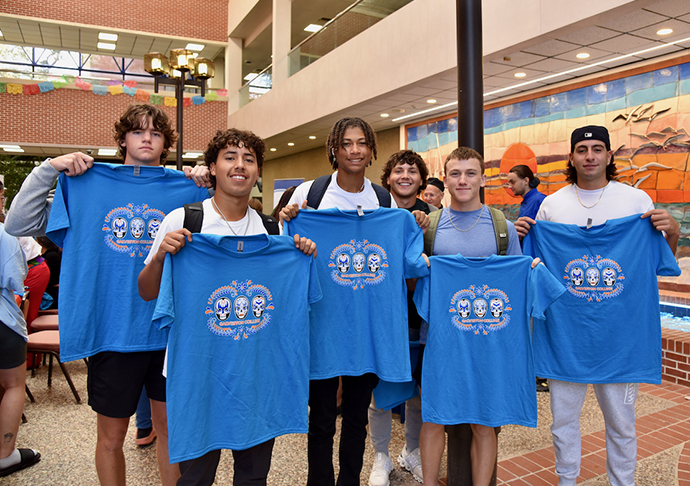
[432,206,522,257]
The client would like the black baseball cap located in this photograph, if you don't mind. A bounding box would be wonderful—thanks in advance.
[427,177,444,192]
[570,125,611,153]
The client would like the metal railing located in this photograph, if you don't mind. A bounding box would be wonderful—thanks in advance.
[239,0,413,106]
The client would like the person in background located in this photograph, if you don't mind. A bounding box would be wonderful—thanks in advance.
[0,223,41,478]
[507,165,546,220]
[368,150,433,486]
[271,186,297,220]
[422,177,445,209]
[36,236,61,310]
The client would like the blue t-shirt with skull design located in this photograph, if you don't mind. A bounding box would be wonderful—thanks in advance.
[286,207,429,382]
[152,233,322,462]
[523,214,681,384]
[46,163,209,361]
[413,254,564,427]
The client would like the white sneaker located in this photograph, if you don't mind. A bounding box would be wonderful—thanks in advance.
[398,445,423,483]
[369,452,392,486]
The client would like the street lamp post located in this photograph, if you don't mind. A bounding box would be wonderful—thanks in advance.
[144,51,215,170]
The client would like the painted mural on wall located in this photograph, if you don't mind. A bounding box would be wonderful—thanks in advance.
[406,60,690,258]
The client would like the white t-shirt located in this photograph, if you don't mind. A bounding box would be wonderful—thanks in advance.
[289,171,398,210]
[18,236,42,261]
[144,198,268,265]
[535,181,654,225]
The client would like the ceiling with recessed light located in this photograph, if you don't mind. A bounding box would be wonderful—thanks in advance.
[2,0,690,161]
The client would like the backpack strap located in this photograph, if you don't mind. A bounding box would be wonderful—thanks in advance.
[306,174,392,209]
[258,213,280,235]
[423,209,442,256]
[305,175,332,209]
[488,206,509,256]
[184,201,280,236]
[372,183,392,208]
[183,201,204,233]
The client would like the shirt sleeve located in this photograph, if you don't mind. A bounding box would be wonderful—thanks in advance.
[412,273,431,323]
[5,160,61,237]
[403,211,429,279]
[528,262,565,320]
[521,222,540,259]
[653,224,681,277]
[307,254,323,305]
[152,253,175,330]
[44,173,70,248]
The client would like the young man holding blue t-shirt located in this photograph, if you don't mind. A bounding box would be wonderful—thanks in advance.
[516,125,680,486]
[419,147,521,486]
[281,118,429,486]
[139,128,315,486]
[5,104,210,486]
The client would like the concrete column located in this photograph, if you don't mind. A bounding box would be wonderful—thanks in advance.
[272,0,291,85]
[226,37,243,115]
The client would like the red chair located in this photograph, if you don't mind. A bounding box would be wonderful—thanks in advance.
[26,331,81,404]
[30,314,58,332]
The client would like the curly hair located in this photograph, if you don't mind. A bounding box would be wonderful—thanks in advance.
[326,117,377,170]
[564,161,618,184]
[380,150,429,193]
[113,104,177,164]
[204,129,266,189]
[444,146,485,174]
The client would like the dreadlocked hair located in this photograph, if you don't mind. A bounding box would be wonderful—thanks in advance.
[326,117,377,170]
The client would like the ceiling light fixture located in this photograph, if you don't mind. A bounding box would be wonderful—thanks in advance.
[182,152,203,159]
[185,43,205,51]
[270,148,277,152]
[97,42,116,50]
[98,149,118,156]
[309,135,316,139]
[576,52,590,59]
[98,33,118,41]
[483,35,690,97]
[514,72,527,78]
[392,101,458,122]
[427,99,437,104]
[657,28,673,36]
[304,24,323,33]
[380,113,390,118]
[1,145,23,152]
[287,142,295,146]
[394,35,690,125]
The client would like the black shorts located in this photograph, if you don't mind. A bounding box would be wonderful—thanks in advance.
[87,350,166,418]
[0,323,27,369]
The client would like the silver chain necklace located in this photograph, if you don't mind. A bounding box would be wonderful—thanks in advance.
[211,197,250,236]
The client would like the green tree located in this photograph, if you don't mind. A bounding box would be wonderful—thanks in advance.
[0,155,42,208]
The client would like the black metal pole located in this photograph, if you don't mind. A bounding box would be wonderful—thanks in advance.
[176,77,183,170]
[447,1,498,486]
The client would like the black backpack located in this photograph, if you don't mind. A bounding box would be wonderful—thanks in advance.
[305,174,392,209]
[183,201,280,235]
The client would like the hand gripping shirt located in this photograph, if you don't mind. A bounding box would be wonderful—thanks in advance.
[153,234,322,462]
[45,163,209,361]
[523,215,681,384]
[286,207,428,381]
[413,255,564,427]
